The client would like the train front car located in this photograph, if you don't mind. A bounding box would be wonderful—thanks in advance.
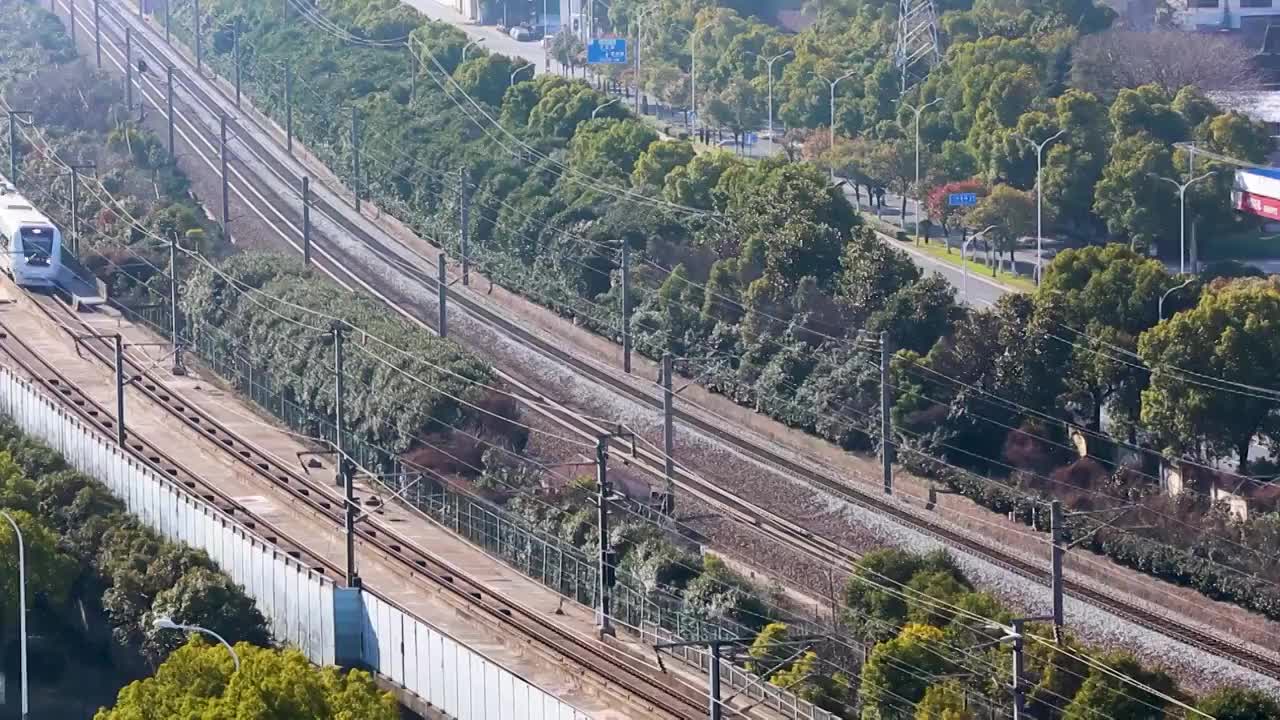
[0,182,63,288]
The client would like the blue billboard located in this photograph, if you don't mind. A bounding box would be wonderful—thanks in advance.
[587,38,627,64]
[947,192,977,207]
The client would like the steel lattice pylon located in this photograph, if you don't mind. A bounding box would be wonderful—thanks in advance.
[895,0,942,94]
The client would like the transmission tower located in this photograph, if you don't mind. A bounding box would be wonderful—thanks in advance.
[895,0,942,94]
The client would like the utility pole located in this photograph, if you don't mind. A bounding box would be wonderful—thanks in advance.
[596,435,614,636]
[1011,618,1026,719]
[408,48,417,103]
[621,239,631,373]
[164,0,171,43]
[67,163,96,255]
[459,167,470,286]
[652,636,818,720]
[350,106,361,213]
[113,334,125,446]
[437,252,448,337]
[301,176,311,266]
[285,65,294,154]
[194,0,202,72]
[169,233,186,375]
[70,0,77,45]
[333,323,359,588]
[219,115,230,243]
[594,428,635,637]
[93,0,102,68]
[1050,500,1064,640]
[232,22,241,108]
[125,27,133,113]
[166,67,175,159]
[7,110,33,187]
[879,331,893,495]
[661,352,674,515]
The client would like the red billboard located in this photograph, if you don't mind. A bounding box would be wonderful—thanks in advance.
[1234,190,1280,220]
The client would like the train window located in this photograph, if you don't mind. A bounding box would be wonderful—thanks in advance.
[19,226,54,264]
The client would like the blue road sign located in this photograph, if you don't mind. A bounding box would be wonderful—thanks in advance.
[948,192,977,207]
[587,38,627,64]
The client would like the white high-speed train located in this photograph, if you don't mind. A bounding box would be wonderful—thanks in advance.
[0,178,63,287]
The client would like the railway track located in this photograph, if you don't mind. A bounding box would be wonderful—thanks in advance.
[3,287,711,719]
[69,0,1280,682]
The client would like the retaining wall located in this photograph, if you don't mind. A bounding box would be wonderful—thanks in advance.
[0,361,590,720]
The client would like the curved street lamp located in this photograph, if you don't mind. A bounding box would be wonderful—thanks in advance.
[510,62,535,86]
[812,70,856,176]
[153,616,241,672]
[745,50,793,144]
[962,225,999,303]
[1159,277,1194,321]
[592,97,620,119]
[897,97,942,241]
[462,38,485,63]
[1014,129,1067,285]
[1,511,27,720]
[1149,171,1217,275]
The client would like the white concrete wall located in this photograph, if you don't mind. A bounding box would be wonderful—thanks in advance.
[0,364,593,720]
[359,591,592,720]
[0,367,336,663]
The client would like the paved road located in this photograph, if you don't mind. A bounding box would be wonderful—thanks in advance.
[400,0,1018,306]
[402,0,550,72]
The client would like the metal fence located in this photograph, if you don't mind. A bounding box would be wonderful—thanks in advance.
[0,352,600,719]
[0,362,336,665]
[121,301,855,714]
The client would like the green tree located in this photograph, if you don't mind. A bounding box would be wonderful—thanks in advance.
[1138,278,1280,473]
[0,508,76,620]
[631,140,696,189]
[454,53,520,106]
[915,680,976,720]
[837,226,922,314]
[964,184,1038,270]
[1197,687,1280,720]
[1091,135,1176,254]
[95,639,399,720]
[663,150,741,210]
[142,566,271,662]
[1039,245,1176,431]
[1062,652,1176,720]
[1204,112,1272,164]
[746,622,794,677]
[566,118,660,182]
[860,624,953,719]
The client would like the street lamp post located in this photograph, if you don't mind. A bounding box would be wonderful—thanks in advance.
[510,62,535,86]
[746,50,792,144]
[1014,129,1066,285]
[153,616,241,672]
[632,5,659,115]
[1,511,27,720]
[962,225,998,304]
[667,25,699,132]
[592,97,620,118]
[1159,277,1194,321]
[1150,171,1216,275]
[814,70,856,177]
[462,38,485,63]
[898,97,941,241]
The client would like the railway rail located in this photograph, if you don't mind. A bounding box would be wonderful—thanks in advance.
[2,287,712,720]
[65,0,1280,683]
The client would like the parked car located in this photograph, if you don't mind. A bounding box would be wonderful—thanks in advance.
[510,25,542,41]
